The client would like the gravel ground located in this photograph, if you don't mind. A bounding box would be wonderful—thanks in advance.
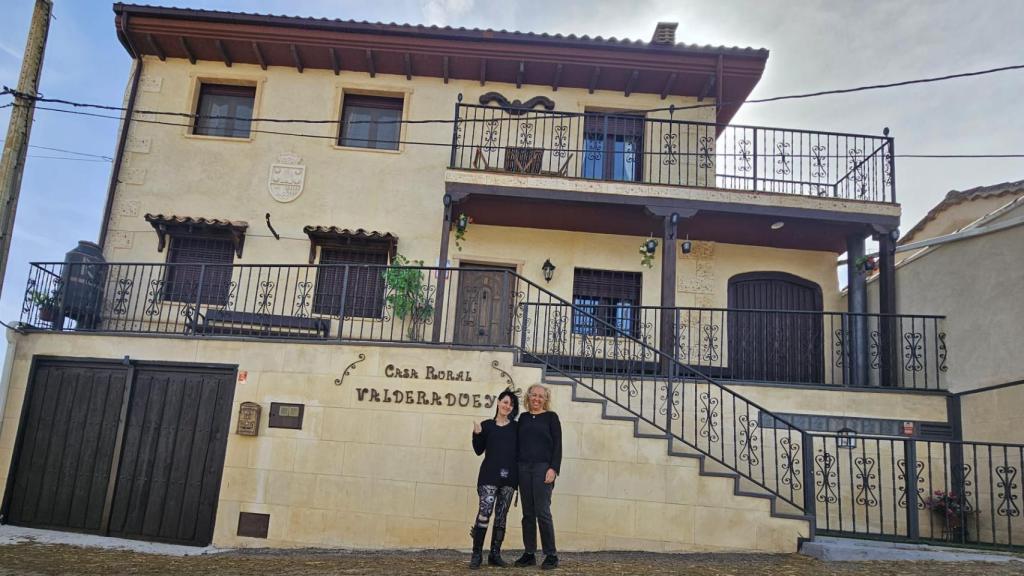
[0,543,1023,576]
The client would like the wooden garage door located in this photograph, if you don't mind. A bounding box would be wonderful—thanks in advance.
[2,359,234,546]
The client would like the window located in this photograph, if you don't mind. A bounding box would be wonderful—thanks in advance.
[164,235,235,305]
[582,113,645,182]
[193,83,256,138]
[313,242,391,317]
[339,94,404,150]
[572,268,642,337]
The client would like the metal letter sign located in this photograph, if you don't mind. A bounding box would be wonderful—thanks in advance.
[237,402,261,436]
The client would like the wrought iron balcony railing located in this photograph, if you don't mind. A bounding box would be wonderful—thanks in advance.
[450,103,896,203]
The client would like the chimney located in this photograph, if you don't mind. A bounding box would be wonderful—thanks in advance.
[651,22,678,45]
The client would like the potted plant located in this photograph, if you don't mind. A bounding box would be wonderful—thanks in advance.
[29,289,60,323]
[639,238,658,268]
[925,489,970,542]
[855,255,878,272]
[382,254,435,341]
[454,213,473,251]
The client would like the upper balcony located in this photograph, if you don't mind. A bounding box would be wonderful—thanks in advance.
[449,103,895,205]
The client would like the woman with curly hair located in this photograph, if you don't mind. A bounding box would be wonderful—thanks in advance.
[514,383,561,570]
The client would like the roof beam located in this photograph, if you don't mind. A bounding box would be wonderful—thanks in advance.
[145,34,165,61]
[660,72,677,100]
[404,52,413,80]
[624,70,639,97]
[329,47,340,75]
[588,66,601,94]
[479,59,486,86]
[716,54,724,123]
[290,44,304,73]
[697,73,715,101]
[215,39,232,67]
[179,36,196,65]
[516,61,525,89]
[551,63,563,91]
[442,56,450,84]
[251,41,267,70]
[365,49,376,77]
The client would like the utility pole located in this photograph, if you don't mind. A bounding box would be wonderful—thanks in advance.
[0,0,53,300]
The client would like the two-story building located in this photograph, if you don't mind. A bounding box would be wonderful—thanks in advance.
[0,3,1017,553]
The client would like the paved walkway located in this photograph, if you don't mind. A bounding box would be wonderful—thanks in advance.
[0,543,1023,576]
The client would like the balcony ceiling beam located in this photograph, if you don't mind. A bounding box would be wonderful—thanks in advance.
[145,34,165,61]
[404,52,413,80]
[588,66,601,94]
[179,36,196,65]
[697,73,715,102]
[215,39,232,67]
[552,63,563,91]
[329,47,340,75]
[365,49,376,77]
[252,41,267,70]
[479,58,487,86]
[443,55,450,83]
[290,44,304,73]
[660,72,677,100]
[516,61,525,89]
[624,69,639,97]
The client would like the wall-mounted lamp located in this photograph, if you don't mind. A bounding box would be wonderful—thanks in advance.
[541,259,556,283]
[837,427,857,449]
[644,238,658,255]
[681,234,692,255]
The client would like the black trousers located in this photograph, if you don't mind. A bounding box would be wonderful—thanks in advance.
[518,461,556,556]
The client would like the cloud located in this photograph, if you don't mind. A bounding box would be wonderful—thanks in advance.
[421,0,475,26]
[0,41,21,61]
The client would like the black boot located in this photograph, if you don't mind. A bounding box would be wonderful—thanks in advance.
[513,552,536,567]
[469,526,486,569]
[488,528,508,567]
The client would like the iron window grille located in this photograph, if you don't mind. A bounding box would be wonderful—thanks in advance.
[338,94,404,150]
[313,241,391,318]
[163,235,235,305]
[571,268,642,337]
[582,112,645,182]
[193,83,256,138]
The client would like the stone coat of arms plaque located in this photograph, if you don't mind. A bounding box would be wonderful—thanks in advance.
[268,152,306,202]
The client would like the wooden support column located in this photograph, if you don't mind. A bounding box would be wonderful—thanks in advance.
[432,194,454,343]
[660,213,679,375]
[877,229,898,386]
[846,233,868,387]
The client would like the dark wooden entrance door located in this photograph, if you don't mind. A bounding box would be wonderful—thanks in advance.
[454,264,515,346]
[2,359,234,546]
[728,272,824,384]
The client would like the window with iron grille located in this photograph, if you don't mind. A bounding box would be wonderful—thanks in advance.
[572,268,642,337]
[164,235,235,305]
[193,83,256,138]
[313,242,390,317]
[338,94,404,150]
[582,112,645,182]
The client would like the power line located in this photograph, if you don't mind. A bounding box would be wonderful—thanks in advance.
[29,104,1024,160]
[27,154,111,162]
[4,61,1024,124]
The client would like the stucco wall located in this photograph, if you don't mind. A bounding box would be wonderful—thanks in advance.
[103,56,716,269]
[861,207,1024,395]
[960,384,1024,443]
[0,332,815,552]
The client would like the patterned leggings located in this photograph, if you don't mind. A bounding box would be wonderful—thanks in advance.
[475,485,516,530]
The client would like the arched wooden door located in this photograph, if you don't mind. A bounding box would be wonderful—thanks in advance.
[727,272,824,384]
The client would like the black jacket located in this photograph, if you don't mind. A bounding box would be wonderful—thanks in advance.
[472,419,518,487]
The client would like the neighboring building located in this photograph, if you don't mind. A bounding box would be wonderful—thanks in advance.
[0,4,1016,553]
[858,180,1024,442]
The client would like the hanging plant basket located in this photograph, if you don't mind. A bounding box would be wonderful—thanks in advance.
[855,255,878,272]
[639,238,658,268]
[454,213,473,251]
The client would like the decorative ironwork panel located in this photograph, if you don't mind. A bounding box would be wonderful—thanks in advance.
[853,456,879,507]
[698,392,720,442]
[897,458,926,510]
[903,331,924,373]
[738,414,760,465]
[780,437,802,490]
[996,465,1021,517]
[814,451,839,504]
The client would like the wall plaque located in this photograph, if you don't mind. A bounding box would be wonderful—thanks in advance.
[237,402,261,436]
[237,512,270,538]
[268,153,305,203]
[269,402,304,429]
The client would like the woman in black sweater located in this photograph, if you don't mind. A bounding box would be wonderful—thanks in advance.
[469,388,519,569]
[514,383,561,570]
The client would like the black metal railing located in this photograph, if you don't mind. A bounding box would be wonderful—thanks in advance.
[450,103,896,203]
[21,261,809,514]
[672,307,948,390]
[808,432,1024,549]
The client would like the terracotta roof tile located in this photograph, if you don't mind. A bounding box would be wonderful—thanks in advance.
[901,179,1024,244]
[144,213,248,229]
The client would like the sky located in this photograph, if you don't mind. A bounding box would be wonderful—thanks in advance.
[0,0,1022,329]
